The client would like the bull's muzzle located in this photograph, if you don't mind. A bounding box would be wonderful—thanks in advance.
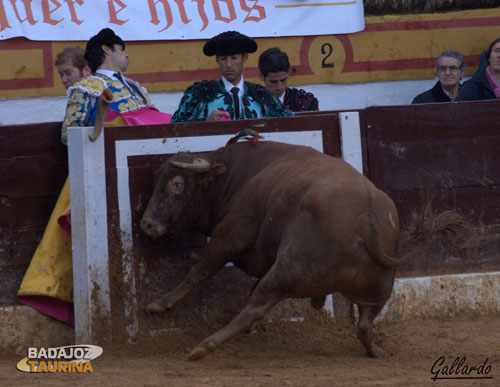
[140,216,167,237]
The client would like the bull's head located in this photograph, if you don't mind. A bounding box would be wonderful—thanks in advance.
[140,153,226,238]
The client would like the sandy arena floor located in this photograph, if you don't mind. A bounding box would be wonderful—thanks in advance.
[2,312,499,387]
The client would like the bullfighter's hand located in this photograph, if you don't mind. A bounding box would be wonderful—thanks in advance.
[206,109,231,121]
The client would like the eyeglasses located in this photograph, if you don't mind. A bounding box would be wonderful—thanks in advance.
[438,65,460,72]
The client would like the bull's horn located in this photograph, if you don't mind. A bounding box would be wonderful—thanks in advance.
[170,158,210,172]
[89,88,113,142]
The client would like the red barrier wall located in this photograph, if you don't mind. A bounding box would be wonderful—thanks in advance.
[1,101,499,308]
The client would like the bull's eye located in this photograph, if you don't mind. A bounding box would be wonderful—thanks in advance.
[170,175,185,194]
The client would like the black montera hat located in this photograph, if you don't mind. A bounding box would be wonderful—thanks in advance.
[86,28,125,52]
[203,31,257,56]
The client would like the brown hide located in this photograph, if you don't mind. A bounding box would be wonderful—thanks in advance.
[141,140,401,360]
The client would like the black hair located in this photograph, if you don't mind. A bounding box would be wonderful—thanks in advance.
[84,28,125,72]
[485,37,500,65]
[258,47,290,77]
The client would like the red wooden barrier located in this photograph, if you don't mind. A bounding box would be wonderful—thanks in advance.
[0,122,67,304]
[1,101,499,311]
[364,100,500,276]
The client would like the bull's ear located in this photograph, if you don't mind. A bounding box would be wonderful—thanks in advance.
[198,163,226,186]
[211,164,226,176]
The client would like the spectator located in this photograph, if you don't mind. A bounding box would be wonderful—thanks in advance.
[55,46,91,89]
[412,51,465,104]
[170,31,293,122]
[258,47,319,112]
[457,37,500,101]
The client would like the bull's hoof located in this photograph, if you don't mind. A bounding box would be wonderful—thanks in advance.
[145,301,166,313]
[310,296,326,310]
[367,344,385,359]
[187,342,215,361]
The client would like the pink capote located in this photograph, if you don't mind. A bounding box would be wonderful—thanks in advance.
[105,106,173,125]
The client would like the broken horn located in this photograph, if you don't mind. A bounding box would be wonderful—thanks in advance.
[89,88,113,142]
[170,158,211,172]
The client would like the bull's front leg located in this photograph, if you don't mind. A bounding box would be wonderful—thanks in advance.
[146,240,229,313]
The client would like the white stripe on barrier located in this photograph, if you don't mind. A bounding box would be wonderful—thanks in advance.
[69,128,323,342]
[339,111,363,173]
[68,126,111,344]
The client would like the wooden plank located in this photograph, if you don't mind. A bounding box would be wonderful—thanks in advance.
[390,186,500,226]
[103,114,342,168]
[365,102,500,191]
[365,102,500,277]
[0,230,40,267]
[365,100,500,142]
[0,155,67,197]
[397,237,500,278]
[367,135,500,192]
[0,229,43,304]
[0,122,68,304]
[393,186,500,277]
[0,122,65,157]
[0,196,58,230]
[0,264,28,304]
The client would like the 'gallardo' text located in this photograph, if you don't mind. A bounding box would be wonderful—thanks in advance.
[431,357,492,381]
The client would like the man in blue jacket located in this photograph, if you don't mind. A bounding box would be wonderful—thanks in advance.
[171,31,293,122]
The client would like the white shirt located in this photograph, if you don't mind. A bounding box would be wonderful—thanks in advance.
[95,69,149,103]
[96,69,132,89]
[441,87,456,102]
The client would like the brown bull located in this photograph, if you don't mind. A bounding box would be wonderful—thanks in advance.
[140,139,459,360]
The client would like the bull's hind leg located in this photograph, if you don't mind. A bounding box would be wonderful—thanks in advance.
[310,296,326,310]
[357,303,385,359]
[188,283,284,361]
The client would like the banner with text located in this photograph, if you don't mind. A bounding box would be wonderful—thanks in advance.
[0,1,365,41]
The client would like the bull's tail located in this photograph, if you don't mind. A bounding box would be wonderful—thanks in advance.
[368,204,470,268]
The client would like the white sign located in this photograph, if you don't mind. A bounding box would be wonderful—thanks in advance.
[0,1,365,41]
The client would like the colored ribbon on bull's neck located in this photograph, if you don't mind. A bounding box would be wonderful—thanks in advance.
[226,128,264,147]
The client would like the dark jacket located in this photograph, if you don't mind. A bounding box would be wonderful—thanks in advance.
[412,81,455,104]
[456,70,496,101]
[283,87,319,112]
[473,51,487,77]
